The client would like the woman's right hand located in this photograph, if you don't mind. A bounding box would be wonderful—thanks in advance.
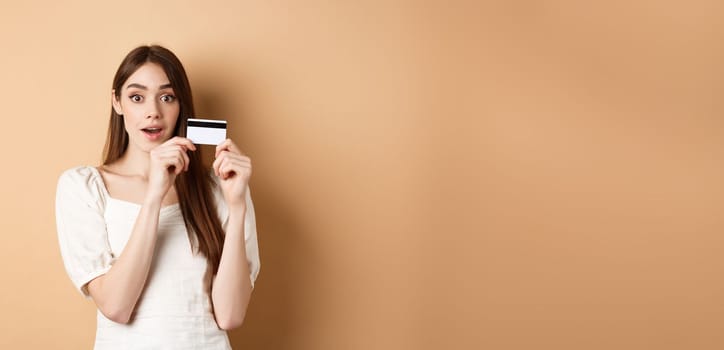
[147,137,196,200]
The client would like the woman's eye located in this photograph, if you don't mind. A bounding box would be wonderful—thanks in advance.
[161,95,176,103]
[129,94,143,102]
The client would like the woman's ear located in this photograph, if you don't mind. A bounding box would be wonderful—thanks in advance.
[111,90,123,115]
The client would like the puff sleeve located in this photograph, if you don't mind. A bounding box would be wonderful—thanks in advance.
[55,167,116,298]
[212,179,261,289]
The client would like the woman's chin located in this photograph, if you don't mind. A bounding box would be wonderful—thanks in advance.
[129,140,162,153]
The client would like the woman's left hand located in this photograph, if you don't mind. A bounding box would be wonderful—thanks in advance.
[213,139,252,209]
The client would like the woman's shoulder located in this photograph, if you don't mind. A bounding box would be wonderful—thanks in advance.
[56,166,107,203]
[58,165,101,184]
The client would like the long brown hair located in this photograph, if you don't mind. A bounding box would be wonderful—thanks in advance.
[103,45,225,285]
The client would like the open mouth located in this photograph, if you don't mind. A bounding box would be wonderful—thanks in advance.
[142,127,164,140]
[142,128,163,135]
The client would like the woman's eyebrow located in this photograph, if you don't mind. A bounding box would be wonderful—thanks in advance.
[125,83,173,90]
[126,83,147,90]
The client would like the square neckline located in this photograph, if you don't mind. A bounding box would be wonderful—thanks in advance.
[88,166,181,212]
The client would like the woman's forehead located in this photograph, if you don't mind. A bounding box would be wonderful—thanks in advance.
[124,63,171,90]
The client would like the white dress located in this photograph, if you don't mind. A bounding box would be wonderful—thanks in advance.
[55,166,261,350]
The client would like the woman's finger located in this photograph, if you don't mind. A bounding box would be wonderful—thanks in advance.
[220,157,241,180]
[224,158,251,170]
[215,139,242,158]
[221,153,250,164]
[158,145,191,172]
[214,149,251,178]
[219,158,251,179]
[212,152,225,177]
[219,157,232,179]
[160,154,183,175]
[215,139,230,158]
[165,136,197,152]
[215,151,250,168]
[180,148,190,172]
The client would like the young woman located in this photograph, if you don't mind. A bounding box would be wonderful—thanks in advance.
[55,45,260,349]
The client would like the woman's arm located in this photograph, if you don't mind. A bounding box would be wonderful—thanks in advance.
[86,197,162,324]
[210,139,255,330]
[211,205,254,330]
[87,137,194,324]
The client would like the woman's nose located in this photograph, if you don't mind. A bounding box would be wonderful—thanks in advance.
[146,102,161,119]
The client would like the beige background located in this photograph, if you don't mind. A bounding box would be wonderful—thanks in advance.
[1,0,723,349]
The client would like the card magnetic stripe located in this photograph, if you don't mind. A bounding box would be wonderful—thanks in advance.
[187,120,227,128]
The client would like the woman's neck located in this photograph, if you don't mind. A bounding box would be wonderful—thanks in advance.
[112,145,152,179]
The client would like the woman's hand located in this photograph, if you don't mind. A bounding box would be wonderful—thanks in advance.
[148,137,196,200]
[212,139,252,209]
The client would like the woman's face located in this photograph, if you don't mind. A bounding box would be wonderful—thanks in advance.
[112,62,180,153]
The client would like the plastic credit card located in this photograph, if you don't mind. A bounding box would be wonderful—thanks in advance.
[186,118,227,145]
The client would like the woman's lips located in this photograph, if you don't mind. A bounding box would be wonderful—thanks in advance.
[142,128,164,141]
